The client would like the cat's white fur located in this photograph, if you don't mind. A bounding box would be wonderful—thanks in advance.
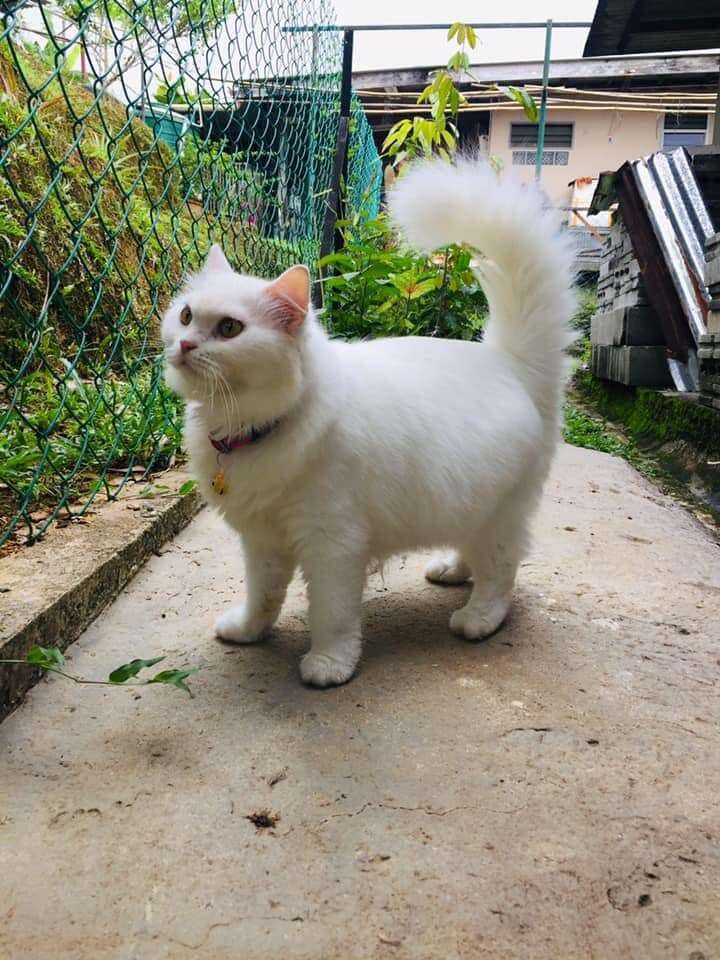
[161,158,574,687]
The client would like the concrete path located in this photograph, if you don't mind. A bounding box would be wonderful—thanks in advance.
[1,444,719,960]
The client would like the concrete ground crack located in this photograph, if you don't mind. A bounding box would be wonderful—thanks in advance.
[501,727,553,736]
[315,801,524,826]
[317,801,373,824]
[168,915,306,950]
[379,802,476,817]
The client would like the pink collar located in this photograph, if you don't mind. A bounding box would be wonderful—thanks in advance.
[209,420,279,454]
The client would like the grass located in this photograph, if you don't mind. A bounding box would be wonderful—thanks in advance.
[564,316,719,526]
[562,396,661,475]
[559,289,634,460]
[561,286,657,469]
[562,401,632,457]
[575,370,720,453]
[0,366,184,540]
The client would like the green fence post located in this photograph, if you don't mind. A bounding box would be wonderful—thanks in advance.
[535,18,553,181]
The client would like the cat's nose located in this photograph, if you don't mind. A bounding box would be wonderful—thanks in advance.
[180,339,197,354]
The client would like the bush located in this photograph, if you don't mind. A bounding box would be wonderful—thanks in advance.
[565,284,597,361]
[319,213,487,340]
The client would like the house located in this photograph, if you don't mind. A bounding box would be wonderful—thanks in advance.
[354,52,719,217]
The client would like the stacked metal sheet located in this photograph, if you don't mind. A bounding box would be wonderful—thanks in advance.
[590,147,716,391]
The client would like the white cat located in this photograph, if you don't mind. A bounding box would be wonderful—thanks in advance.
[161,158,574,687]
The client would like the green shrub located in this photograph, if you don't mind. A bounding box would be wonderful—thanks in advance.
[0,367,183,529]
[319,213,487,340]
[570,286,598,339]
[566,285,597,360]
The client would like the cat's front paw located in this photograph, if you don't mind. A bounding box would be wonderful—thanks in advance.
[449,595,510,640]
[215,605,271,644]
[300,651,357,688]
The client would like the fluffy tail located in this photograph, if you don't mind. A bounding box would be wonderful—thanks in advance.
[388,157,575,432]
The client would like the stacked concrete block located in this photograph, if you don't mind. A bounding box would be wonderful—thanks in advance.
[591,220,672,388]
[596,223,649,316]
[706,232,720,327]
[699,233,720,409]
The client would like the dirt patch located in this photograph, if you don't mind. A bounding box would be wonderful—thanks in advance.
[246,810,280,830]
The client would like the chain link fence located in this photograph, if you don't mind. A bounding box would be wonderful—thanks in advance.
[0,0,381,550]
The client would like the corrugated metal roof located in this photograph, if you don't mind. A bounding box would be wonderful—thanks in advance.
[583,0,720,57]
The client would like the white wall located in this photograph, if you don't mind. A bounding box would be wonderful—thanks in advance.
[488,107,663,212]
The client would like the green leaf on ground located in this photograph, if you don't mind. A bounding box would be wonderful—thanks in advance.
[108,656,166,684]
[178,479,197,496]
[147,668,198,696]
[138,484,171,499]
[26,645,65,668]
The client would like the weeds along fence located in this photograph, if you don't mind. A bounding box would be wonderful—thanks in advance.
[0,0,381,549]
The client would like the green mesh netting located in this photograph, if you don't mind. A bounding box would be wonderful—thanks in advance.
[348,92,382,220]
[0,1,381,548]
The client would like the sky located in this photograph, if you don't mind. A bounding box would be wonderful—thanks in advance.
[17,0,602,101]
[332,0,600,72]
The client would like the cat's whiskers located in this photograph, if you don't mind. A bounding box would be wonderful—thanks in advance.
[210,360,239,433]
[195,353,239,436]
[191,353,222,417]
[195,355,224,419]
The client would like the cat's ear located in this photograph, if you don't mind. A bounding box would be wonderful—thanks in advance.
[265,265,310,335]
[204,243,232,274]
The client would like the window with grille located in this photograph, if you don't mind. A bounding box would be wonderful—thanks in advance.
[512,150,569,166]
[663,114,707,149]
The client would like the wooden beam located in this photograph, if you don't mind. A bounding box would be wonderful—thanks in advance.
[462,53,720,85]
[352,67,430,89]
[353,53,720,91]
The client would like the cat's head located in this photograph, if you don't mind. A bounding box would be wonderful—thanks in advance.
[161,245,310,424]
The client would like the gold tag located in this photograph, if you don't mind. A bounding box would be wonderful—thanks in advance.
[212,469,226,495]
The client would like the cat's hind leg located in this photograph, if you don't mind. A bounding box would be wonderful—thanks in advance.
[215,533,294,644]
[449,507,530,641]
[425,550,471,585]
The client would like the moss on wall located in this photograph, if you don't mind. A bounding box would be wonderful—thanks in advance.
[575,370,720,455]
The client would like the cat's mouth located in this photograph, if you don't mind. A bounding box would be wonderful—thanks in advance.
[163,348,213,401]
[166,350,216,385]
[166,348,194,370]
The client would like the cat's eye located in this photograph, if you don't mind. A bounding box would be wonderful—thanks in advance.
[180,305,192,326]
[217,316,244,339]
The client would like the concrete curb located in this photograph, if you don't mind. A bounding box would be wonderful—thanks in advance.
[0,475,203,720]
